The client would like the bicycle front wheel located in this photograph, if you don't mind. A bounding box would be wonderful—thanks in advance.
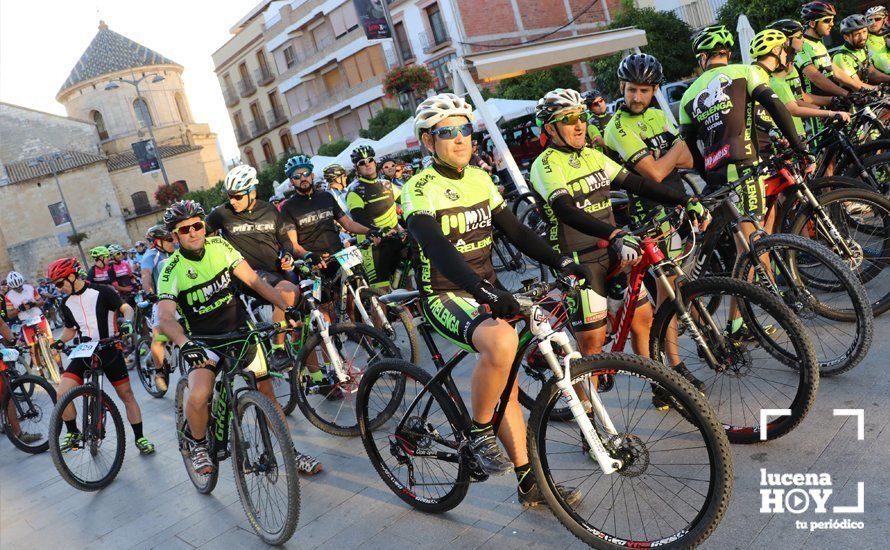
[231,390,300,545]
[2,374,56,453]
[295,322,401,436]
[49,384,126,491]
[651,277,819,444]
[528,353,732,548]
[357,358,470,513]
[37,337,61,384]
[135,338,167,398]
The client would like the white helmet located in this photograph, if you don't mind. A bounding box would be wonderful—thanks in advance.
[414,93,475,139]
[866,6,887,18]
[224,164,258,194]
[6,271,24,289]
[535,88,585,126]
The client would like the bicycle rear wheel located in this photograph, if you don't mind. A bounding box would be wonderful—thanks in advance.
[135,338,167,398]
[2,374,56,453]
[49,384,126,491]
[174,377,218,494]
[528,353,732,548]
[491,231,547,292]
[231,390,300,545]
[357,358,470,513]
[650,277,819,444]
[294,322,401,436]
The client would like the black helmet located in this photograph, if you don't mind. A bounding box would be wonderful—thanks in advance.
[350,145,376,165]
[163,200,205,230]
[145,224,171,242]
[840,14,869,34]
[377,154,395,166]
[766,19,805,37]
[323,163,346,182]
[800,1,836,22]
[617,54,664,85]
[581,89,605,107]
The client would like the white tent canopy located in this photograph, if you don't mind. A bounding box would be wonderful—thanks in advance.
[474,98,536,131]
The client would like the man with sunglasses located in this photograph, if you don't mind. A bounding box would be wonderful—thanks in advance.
[140,225,176,391]
[796,2,855,100]
[205,164,297,370]
[47,257,156,456]
[379,155,407,187]
[833,15,890,88]
[157,200,323,476]
[582,89,611,149]
[346,145,404,290]
[322,163,349,209]
[866,6,890,71]
[404,92,591,506]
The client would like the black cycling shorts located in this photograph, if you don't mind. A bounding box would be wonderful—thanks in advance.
[361,238,405,288]
[420,292,494,352]
[704,163,767,220]
[569,250,648,332]
[63,347,129,387]
[189,343,269,383]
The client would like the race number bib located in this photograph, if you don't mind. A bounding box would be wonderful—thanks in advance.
[68,341,99,359]
[333,246,362,269]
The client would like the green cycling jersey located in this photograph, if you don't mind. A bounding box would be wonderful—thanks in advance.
[795,35,835,96]
[345,177,401,240]
[833,45,871,83]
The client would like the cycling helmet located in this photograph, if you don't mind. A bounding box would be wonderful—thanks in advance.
[224,164,258,193]
[766,19,805,37]
[867,6,887,18]
[108,244,125,255]
[269,193,286,204]
[89,245,109,260]
[840,14,870,34]
[535,88,585,126]
[692,25,735,53]
[350,145,376,165]
[135,240,146,247]
[377,154,395,166]
[581,89,605,107]
[164,199,205,230]
[616,53,664,85]
[323,163,347,182]
[284,155,313,178]
[145,224,171,242]
[6,271,24,289]
[47,258,80,281]
[413,93,475,140]
[750,29,789,58]
[800,1,836,21]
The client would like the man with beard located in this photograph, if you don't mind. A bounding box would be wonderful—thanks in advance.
[832,14,890,88]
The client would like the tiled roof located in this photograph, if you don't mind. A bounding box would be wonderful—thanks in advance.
[106,144,201,171]
[58,21,180,95]
[5,150,107,184]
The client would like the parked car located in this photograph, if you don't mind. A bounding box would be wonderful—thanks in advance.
[662,78,695,121]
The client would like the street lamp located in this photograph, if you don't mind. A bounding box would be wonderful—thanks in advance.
[105,73,171,186]
[29,153,89,266]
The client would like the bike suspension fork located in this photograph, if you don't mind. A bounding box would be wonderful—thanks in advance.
[311,310,346,382]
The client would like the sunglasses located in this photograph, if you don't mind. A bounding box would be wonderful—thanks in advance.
[53,278,68,289]
[356,159,375,167]
[429,123,474,139]
[592,98,605,105]
[555,111,592,125]
[818,16,834,24]
[174,221,206,235]
[290,171,312,180]
[228,192,247,201]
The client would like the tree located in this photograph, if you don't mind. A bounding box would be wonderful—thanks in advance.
[317,139,350,157]
[717,0,859,47]
[256,157,288,199]
[359,108,412,140]
[493,66,581,100]
[184,181,226,211]
[589,7,697,99]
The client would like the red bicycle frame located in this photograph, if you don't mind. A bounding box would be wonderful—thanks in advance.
[607,238,667,353]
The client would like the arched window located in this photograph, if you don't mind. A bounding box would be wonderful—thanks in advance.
[131,191,151,214]
[280,132,294,156]
[245,148,257,168]
[261,140,275,164]
[175,93,190,123]
[133,98,153,128]
[91,110,109,140]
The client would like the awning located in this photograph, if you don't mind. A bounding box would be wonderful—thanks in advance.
[463,27,648,82]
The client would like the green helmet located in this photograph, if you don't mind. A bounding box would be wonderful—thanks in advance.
[693,25,735,53]
[89,245,110,260]
[750,29,788,58]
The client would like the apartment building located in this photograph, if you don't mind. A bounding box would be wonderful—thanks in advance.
[212,3,294,169]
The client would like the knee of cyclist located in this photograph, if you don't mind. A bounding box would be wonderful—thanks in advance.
[115,385,135,401]
[476,328,518,363]
[188,384,212,405]
[276,282,299,305]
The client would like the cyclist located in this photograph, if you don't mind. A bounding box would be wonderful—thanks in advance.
[379,155,407,187]
[86,246,114,284]
[322,163,349,209]
[833,14,890,88]
[470,138,494,173]
[206,164,298,369]
[47,257,156,456]
[157,200,322,476]
[0,316,41,443]
[582,89,611,149]
[404,92,591,506]
[134,240,148,263]
[796,2,853,99]
[108,244,137,297]
[866,6,890,73]
[5,271,58,373]
[346,145,403,290]
[139,225,176,391]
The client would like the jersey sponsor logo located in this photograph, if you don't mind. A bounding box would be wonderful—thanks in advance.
[187,267,198,280]
[692,74,733,120]
[440,205,492,235]
[568,170,610,196]
[228,222,276,234]
[567,154,582,169]
[184,270,232,308]
[704,144,731,170]
[445,188,460,201]
[296,210,335,227]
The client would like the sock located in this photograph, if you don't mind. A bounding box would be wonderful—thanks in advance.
[64,420,80,434]
[471,420,492,435]
[309,369,324,383]
[671,361,686,371]
[131,422,144,440]
[515,463,535,492]
[730,318,744,333]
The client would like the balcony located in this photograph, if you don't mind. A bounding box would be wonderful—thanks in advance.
[669,0,726,29]
[249,116,269,138]
[238,77,257,97]
[267,105,288,128]
[255,65,275,86]
[277,26,365,91]
[235,125,251,145]
[223,87,239,107]
[419,29,450,55]
[290,78,381,127]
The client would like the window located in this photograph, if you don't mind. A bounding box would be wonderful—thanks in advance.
[281,132,294,155]
[262,140,275,164]
[133,98,153,128]
[257,51,269,71]
[48,202,71,226]
[427,53,456,90]
[91,110,109,140]
[426,4,448,45]
[312,24,335,52]
[238,62,250,81]
[174,93,189,123]
[284,46,296,69]
[245,149,257,167]
[394,22,413,61]
[131,191,151,215]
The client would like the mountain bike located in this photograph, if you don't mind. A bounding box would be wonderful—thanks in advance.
[22,316,61,384]
[1,345,56,453]
[48,338,128,490]
[357,278,732,548]
[174,322,299,545]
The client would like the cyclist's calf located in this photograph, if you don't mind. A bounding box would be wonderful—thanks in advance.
[186,368,216,439]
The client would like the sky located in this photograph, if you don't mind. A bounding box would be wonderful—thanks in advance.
[0,0,260,163]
